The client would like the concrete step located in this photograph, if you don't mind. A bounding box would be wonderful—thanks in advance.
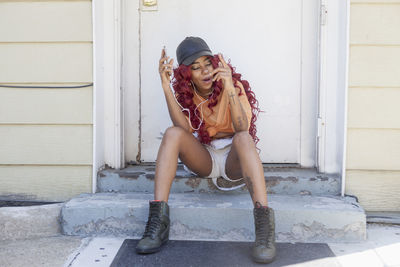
[60,193,366,243]
[0,203,62,241]
[97,165,341,196]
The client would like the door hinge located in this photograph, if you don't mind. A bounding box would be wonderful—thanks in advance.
[320,4,328,25]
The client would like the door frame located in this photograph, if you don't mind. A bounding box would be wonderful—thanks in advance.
[92,0,350,196]
[91,0,125,194]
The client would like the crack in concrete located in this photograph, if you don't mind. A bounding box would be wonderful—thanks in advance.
[277,221,366,242]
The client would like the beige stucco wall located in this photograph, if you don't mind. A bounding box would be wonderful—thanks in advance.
[0,0,93,201]
[346,0,400,211]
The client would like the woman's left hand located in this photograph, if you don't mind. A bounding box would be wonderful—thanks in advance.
[211,54,234,89]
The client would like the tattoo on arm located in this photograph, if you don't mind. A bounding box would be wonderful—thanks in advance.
[245,176,254,198]
[228,92,236,105]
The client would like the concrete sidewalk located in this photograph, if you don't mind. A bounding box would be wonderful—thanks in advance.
[329,224,400,267]
[0,223,398,267]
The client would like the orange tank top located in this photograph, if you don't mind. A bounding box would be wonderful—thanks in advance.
[185,81,253,138]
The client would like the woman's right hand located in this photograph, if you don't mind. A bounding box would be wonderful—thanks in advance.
[159,48,174,88]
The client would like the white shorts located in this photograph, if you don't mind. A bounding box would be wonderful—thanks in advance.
[183,137,245,191]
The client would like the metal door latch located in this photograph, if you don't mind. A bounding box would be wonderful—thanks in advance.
[141,0,158,11]
[143,0,157,7]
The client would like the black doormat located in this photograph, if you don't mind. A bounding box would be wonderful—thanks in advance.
[111,239,340,267]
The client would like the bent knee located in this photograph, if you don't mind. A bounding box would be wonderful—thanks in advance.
[163,126,187,141]
[232,131,253,147]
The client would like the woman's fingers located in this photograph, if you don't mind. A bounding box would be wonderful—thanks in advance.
[161,69,171,82]
[211,67,231,80]
[167,58,174,75]
[212,73,221,82]
[159,62,173,71]
[211,59,230,76]
[213,72,229,82]
[160,65,173,77]
[163,63,173,69]
[159,59,173,69]
[160,46,166,60]
[218,54,228,68]
[159,56,169,64]
[159,57,174,73]
[160,61,173,82]
[159,49,173,84]
[210,67,225,76]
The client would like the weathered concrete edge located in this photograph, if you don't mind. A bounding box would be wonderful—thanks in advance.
[98,166,341,196]
[60,193,366,243]
[0,203,63,241]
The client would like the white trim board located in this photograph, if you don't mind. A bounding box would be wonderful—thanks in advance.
[316,0,349,177]
[92,0,126,193]
[341,0,350,196]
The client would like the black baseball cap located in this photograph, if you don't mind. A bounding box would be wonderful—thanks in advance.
[176,37,213,66]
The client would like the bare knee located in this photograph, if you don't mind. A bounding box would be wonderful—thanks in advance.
[232,131,253,148]
[163,126,186,143]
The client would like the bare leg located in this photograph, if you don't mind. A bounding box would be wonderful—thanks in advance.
[154,126,213,202]
[225,131,267,206]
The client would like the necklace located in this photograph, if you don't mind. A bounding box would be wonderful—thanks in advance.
[191,81,214,100]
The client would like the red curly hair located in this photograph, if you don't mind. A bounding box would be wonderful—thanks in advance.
[172,54,260,145]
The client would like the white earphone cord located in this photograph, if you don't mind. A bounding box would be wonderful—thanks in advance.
[172,83,210,131]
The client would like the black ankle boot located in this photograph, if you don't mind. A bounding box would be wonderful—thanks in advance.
[252,202,276,263]
[136,200,170,254]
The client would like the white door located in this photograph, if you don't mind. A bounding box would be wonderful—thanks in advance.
[133,0,319,164]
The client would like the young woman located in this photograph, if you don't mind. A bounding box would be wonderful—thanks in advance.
[136,37,276,264]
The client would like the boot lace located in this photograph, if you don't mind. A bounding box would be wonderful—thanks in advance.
[254,207,270,246]
[143,205,162,239]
